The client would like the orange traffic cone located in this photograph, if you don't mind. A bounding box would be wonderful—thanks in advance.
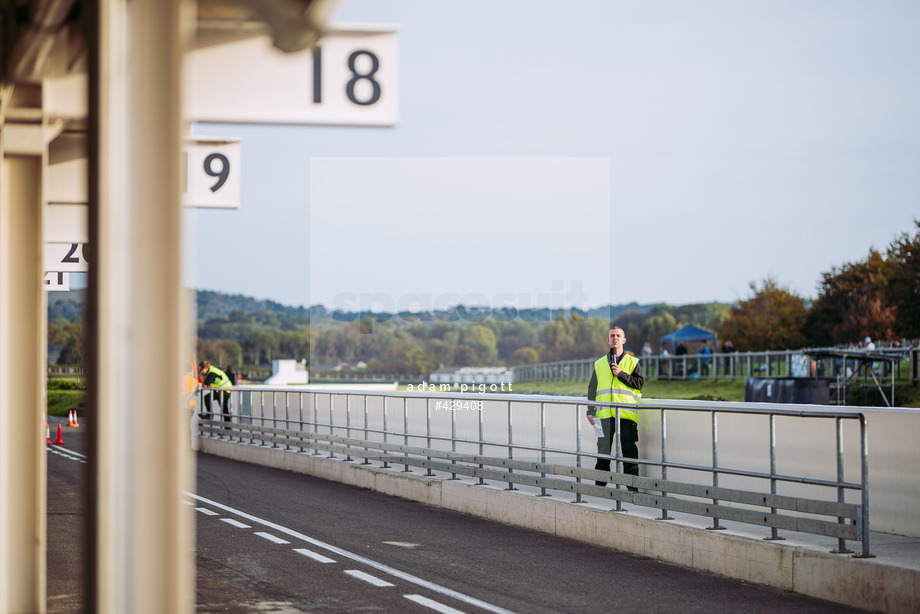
[45,422,51,444]
[52,423,65,446]
[72,410,79,427]
[67,410,77,427]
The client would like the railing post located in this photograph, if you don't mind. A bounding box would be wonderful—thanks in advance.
[658,407,672,520]
[859,413,872,558]
[382,397,388,468]
[403,397,410,472]
[345,395,352,462]
[506,401,515,490]
[328,394,335,458]
[299,392,305,452]
[707,410,726,530]
[831,416,854,554]
[361,396,371,465]
[257,390,264,445]
[575,402,583,503]
[269,391,277,447]
[478,399,484,485]
[764,413,785,541]
[449,400,457,479]
[284,392,290,450]
[312,392,320,456]
[426,399,433,476]
[539,402,548,496]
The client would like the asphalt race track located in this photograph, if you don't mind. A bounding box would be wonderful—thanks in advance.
[46,421,867,613]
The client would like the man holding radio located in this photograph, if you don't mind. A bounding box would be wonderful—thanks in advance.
[586,327,645,490]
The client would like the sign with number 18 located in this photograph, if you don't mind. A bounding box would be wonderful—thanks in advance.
[184,24,398,127]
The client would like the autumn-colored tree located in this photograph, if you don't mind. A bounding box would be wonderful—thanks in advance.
[425,338,455,367]
[719,278,807,351]
[453,345,477,366]
[461,324,498,364]
[509,347,540,366]
[640,310,677,352]
[56,322,84,366]
[399,346,438,375]
[539,316,608,361]
[884,221,920,338]
[494,320,539,362]
[803,250,895,346]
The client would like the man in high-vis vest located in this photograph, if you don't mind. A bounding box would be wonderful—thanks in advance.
[586,327,645,489]
[198,360,232,421]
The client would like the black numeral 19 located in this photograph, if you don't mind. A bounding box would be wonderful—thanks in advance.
[204,153,230,192]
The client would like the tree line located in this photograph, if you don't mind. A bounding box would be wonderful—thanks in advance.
[720,221,920,351]
[48,222,920,373]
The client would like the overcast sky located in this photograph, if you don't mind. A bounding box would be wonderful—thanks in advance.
[188,0,920,312]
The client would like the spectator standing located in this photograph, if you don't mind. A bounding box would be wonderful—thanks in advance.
[722,340,737,375]
[225,364,237,385]
[698,341,712,376]
[675,343,687,376]
[641,342,653,359]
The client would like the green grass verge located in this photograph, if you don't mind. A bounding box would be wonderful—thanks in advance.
[512,379,747,401]
[514,378,920,406]
[897,384,920,408]
[47,390,83,417]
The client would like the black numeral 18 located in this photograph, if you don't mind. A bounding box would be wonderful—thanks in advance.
[311,47,382,106]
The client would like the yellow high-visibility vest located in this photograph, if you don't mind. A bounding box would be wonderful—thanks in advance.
[206,366,232,389]
[593,353,640,422]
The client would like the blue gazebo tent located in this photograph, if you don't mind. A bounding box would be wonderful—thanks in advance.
[661,325,718,354]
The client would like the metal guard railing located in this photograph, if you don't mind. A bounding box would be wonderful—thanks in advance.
[196,388,871,557]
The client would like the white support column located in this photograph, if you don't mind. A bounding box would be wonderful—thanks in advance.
[0,142,46,612]
[94,0,193,611]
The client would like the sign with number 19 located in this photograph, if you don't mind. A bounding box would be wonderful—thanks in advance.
[182,137,241,208]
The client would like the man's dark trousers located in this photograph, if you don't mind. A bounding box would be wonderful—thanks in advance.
[594,416,639,485]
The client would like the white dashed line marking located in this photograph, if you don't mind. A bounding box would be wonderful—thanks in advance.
[405,594,467,614]
[384,541,420,548]
[186,492,517,614]
[221,518,251,529]
[196,508,219,516]
[255,531,290,545]
[294,548,336,563]
[345,570,394,587]
[46,446,87,463]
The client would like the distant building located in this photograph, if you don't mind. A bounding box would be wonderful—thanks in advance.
[430,366,514,385]
[264,359,309,385]
[310,361,367,373]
